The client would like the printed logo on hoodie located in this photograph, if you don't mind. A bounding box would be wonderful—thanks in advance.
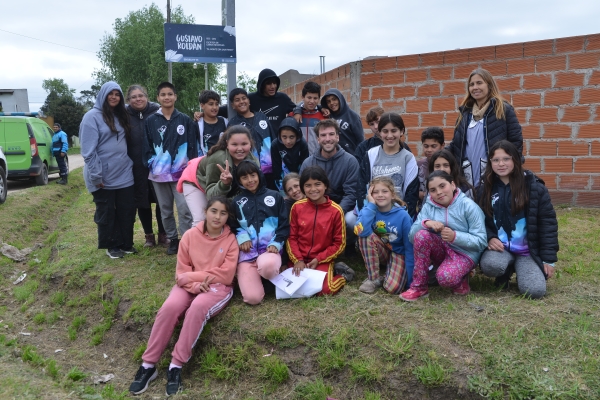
[259,120,268,129]
[237,197,248,207]
[177,125,185,135]
[264,196,276,207]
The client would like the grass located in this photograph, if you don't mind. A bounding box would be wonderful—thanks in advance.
[0,170,598,398]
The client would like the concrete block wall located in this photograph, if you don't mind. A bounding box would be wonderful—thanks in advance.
[280,33,600,207]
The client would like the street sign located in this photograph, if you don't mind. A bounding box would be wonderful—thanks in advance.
[163,23,236,63]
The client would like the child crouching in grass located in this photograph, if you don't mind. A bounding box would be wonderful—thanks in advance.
[129,197,238,396]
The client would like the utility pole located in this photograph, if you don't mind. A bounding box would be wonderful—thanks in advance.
[320,56,326,74]
[205,63,209,90]
[222,0,235,118]
[167,0,172,83]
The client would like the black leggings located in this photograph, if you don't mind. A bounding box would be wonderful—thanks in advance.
[137,205,165,235]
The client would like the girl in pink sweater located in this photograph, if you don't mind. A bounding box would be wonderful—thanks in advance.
[129,196,239,396]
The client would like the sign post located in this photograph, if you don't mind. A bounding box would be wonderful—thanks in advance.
[222,0,236,118]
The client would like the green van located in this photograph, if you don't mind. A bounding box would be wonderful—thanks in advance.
[0,113,68,185]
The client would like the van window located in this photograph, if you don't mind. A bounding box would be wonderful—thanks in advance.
[26,123,35,139]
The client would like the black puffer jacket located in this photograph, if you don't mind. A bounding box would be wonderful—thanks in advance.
[448,98,523,163]
[480,171,559,276]
[126,102,160,208]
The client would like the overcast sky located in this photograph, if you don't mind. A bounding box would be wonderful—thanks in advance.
[2,0,599,112]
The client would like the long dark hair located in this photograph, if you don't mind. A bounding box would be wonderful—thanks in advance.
[102,88,131,138]
[480,140,528,217]
[207,125,255,156]
[202,196,233,234]
[377,112,405,134]
[428,149,473,197]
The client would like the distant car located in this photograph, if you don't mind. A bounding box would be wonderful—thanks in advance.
[0,113,68,185]
[0,146,7,204]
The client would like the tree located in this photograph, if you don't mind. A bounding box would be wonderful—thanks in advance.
[96,4,221,116]
[41,79,86,140]
[42,78,75,99]
[78,84,101,110]
[213,72,258,104]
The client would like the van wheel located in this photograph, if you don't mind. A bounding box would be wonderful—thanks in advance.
[35,163,49,186]
[0,166,7,204]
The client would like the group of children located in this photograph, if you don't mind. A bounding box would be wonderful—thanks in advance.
[130,68,559,395]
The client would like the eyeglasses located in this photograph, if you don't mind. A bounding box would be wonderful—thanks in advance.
[491,157,512,165]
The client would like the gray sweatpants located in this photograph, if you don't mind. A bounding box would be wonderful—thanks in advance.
[152,181,193,240]
[480,250,546,299]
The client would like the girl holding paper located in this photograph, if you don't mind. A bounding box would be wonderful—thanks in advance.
[286,166,355,296]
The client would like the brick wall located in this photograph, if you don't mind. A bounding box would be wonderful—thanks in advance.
[281,33,600,207]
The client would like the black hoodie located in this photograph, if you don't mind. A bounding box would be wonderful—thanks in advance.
[320,88,364,156]
[271,117,309,191]
[248,69,296,131]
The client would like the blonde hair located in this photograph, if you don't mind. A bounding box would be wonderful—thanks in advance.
[456,68,506,126]
[369,176,406,207]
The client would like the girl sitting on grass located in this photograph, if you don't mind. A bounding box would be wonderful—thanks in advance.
[400,171,487,301]
[478,140,558,298]
[128,196,239,396]
[354,176,414,294]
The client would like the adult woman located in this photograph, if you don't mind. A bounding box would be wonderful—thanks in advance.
[80,81,136,259]
[448,68,523,189]
[125,85,168,248]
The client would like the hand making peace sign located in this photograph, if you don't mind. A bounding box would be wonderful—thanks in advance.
[217,160,233,186]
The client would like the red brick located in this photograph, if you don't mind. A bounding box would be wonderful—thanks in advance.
[536,55,567,72]
[469,46,496,61]
[512,93,541,108]
[496,43,524,59]
[444,49,470,64]
[393,86,416,98]
[559,174,590,190]
[360,88,370,102]
[586,34,600,51]
[405,99,430,113]
[537,174,557,189]
[402,114,420,128]
[374,57,397,71]
[361,59,375,73]
[442,80,467,96]
[524,157,542,172]
[522,124,541,139]
[523,74,552,90]
[589,70,600,85]
[381,71,404,86]
[429,66,453,81]
[544,158,573,173]
[592,175,600,190]
[592,141,600,155]
[548,190,574,205]
[431,97,456,112]
[454,64,480,80]
[543,124,572,138]
[575,192,600,207]
[555,36,586,53]
[569,53,600,70]
[529,141,557,156]
[558,141,589,156]
[446,112,460,125]
[381,101,404,113]
[524,39,554,57]
[481,61,507,76]
[371,87,392,100]
[513,107,527,122]
[405,69,428,83]
[578,88,600,104]
[421,113,445,127]
[361,101,379,116]
[420,52,445,66]
[561,106,592,122]
[496,76,521,92]
[418,83,441,97]
[544,89,575,106]
[507,58,535,75]
[554,72,585,88]
[396,55,421,69]
[362,73,381,87]
[530,108,558,123]
[575,158,600,173]
[577,124,600,138]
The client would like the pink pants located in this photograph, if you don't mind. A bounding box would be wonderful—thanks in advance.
[410,230,474,290]
[142,283,233,366]
[237,252,282,305]
[183,184,207,227]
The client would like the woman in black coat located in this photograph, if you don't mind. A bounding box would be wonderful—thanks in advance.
[448,68,523,189]
[126,85,168,248]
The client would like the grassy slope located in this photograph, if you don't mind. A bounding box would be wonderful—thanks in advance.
[0,170,598,399]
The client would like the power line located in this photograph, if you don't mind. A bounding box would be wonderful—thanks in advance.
[0,28,96,53]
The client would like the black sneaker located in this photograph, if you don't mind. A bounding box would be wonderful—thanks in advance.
[167,238,180,255]
[120,245,138,254]
[129,365,158,395]
[334,262,355,283]
[106,248,125,259]
[166,367,182,396]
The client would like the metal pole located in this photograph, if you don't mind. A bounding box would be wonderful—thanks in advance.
[205,64,209,90]
[320,56,325,74]
[167,0,172,83]
[222,0,236,118]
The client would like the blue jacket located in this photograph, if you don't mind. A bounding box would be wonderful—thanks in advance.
[354,202,415,286]
[410,189,487,264]
[52,130,68,153]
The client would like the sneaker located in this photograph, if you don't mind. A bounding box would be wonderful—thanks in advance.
[359,277,383,294]
[120,246,138,254]
[399,287,429,302]
[144,234,156,248]
[452,277,470,296]
[334,262,355,282]
[106,248,125,259]
[157,232,170,248]
[167,238,180,255]
[129,365,158,395]
[166,367,182,396]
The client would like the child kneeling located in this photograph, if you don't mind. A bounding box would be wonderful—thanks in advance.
[129,197,238,396]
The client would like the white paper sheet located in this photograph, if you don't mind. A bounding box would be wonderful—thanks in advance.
[272,268,327,299]
[270,268,307,295]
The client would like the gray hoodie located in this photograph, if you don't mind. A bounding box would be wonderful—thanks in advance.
[80,81,133,193]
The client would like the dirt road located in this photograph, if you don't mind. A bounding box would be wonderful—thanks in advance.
[7,154,84,193]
